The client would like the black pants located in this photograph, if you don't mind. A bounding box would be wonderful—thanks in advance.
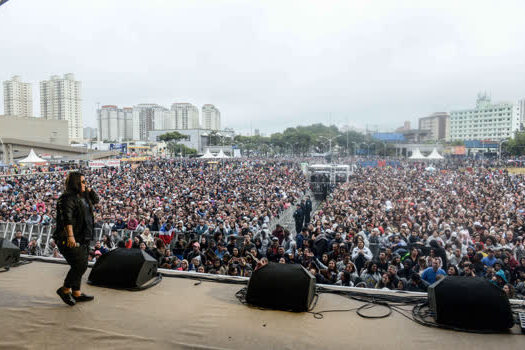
[295,220,303,235]
[354,255,368,276]
[58,243,89,291]
[303,213,311,227]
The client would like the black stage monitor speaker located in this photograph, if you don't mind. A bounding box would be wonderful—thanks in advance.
[88,248,158,289]
[0,238,20,268]
[246,263,316,312]
[428,276,514,331]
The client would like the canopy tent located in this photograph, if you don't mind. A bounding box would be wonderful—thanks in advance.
[199,149,216,159]
[408,149,426,160]
[215,149,230,159]
[426,148,444,160]
[17,149,48,165]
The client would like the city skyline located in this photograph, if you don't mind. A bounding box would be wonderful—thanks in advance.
[1,0,525,135]
[3,73,524,137]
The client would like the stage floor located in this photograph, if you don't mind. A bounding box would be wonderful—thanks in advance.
[0,262,523,350]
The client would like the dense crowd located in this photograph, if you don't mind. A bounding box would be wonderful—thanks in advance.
[3,158,525,299]
[302,164,525,298]
[2,159,307,257]
[1,159,306,227]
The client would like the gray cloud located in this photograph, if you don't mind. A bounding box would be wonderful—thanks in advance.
[1,0,525,134]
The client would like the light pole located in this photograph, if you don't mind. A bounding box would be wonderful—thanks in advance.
[351,141,358,157]
[319,135,340,162]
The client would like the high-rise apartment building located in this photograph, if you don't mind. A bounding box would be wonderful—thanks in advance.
[449,93,520,141]
[201,104,221,130]
[517,99,525,130]
[3,75,33,117]
[418,112,450,141]
[171,103,200,129]
[40,73,82,142]
[122,107,134,140]
[97,105,134,141]
[132,104,170,141]
[83,127,98,140]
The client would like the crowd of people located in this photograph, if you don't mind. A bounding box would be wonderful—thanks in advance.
[1,159,306,228]
[303,164,525,298]
[1,159,307,257]
[3,157,525,299]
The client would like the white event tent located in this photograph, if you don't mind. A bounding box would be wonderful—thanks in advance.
[215,150,229,159]
[200,149,216,159]
[426,148,445,160]
[408,148,427,160]
[18,149,48,165]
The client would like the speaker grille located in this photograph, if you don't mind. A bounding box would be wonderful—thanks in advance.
[0,238,20,268]
[428,276,513,330]
[246,263,316,312]
[88,248,158,289]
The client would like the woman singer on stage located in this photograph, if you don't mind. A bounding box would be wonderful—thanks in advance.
[53,171,99,306]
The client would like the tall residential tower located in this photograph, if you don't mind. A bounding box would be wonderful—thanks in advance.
[201,104,221,130]
[97,105,134,141]
[40,73,82,142]
[132,104,169,141]
[171,103,200,129]
[3,75,33,117]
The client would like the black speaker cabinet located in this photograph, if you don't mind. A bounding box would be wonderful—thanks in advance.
[428,276,514,331]
[88,248,158,289]
[246,263,316,312]
[0,238,20,268]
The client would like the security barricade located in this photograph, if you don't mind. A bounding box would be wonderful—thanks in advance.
[0,222,263,258]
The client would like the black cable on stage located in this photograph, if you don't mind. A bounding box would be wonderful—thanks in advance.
[235,281,525,334]
[308,304,361,320]
[235,287,320,313]
[410,302,524,335]
[313,286,523,334]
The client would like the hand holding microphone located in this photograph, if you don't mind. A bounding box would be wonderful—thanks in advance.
[67,235,78,248]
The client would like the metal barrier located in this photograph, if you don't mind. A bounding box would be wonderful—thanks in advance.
[0,188,305,256]
[0,221,54,256]
[0,221,247,257]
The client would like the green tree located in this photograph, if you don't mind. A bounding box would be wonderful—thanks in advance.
[230,123,372,157]
[168,143,197,157]
[158,131,187,157]
[158,131,186,143]
[504,132,525,156]
[208,130,220,146]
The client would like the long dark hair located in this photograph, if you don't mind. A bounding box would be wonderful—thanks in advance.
[65,171,84,195]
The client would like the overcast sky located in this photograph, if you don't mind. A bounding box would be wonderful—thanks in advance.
[1,0,525,135]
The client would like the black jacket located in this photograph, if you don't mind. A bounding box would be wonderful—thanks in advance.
[53,190,99,243]
[304,200,312,213]
[11,236,29,251]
